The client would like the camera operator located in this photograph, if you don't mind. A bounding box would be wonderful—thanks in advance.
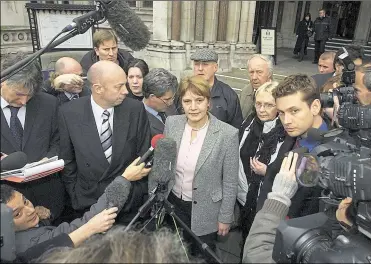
[242,152,361,263]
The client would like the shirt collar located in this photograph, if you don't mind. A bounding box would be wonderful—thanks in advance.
[90,96,113,118]
[143,101,159,117]
[1,96,9,110]
[64,91,79,100]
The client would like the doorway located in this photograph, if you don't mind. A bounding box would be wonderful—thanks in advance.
[323,1,361,40]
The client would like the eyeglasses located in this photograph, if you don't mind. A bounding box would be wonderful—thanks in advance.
[154,94,175,107]
[255,102,276,110]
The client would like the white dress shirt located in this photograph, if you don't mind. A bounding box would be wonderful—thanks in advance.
[90,96,114,136]
[1,96,26,129]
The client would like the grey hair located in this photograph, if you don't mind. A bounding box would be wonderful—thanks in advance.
[37,227,202,263]
[247,54,274,79]
[143,68,178,98]
[1,52,43,95]
[255,81,280,97]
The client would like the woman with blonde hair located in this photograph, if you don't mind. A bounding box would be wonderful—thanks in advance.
[149,75,239,260]
[237,81,286,258]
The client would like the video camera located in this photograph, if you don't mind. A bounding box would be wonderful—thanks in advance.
[272,127,371,263]
[320,47,357,108]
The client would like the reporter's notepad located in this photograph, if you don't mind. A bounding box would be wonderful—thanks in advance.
[1,157,64,183]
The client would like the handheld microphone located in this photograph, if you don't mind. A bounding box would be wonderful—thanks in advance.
[0,152,28,172]
[62,9,104,34]
[148,137,177,200]
[136,134,165,166]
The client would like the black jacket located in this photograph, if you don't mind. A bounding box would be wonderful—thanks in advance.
[313,16,331,41]
[175,77,243,129]
[80,48,134,74]
[296,20,313,37]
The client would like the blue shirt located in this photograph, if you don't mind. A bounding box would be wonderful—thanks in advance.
[297,121,328,152]
[143,101,162,123]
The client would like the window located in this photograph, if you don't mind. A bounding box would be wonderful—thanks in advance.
[143,1,153,8]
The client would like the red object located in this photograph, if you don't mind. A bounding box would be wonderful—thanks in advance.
[151,134,165,148]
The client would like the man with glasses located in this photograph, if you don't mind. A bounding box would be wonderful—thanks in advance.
[0,52,65,221]
[43,57,91,106]
[175,48,243,128]
[142,68,178,137]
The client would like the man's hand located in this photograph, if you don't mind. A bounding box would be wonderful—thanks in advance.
[217,222,230,236]
[87,207,118,234]
[122,157,151,181]
[35,206,51,220]
[53,74,84,91]
[250,157,267,176]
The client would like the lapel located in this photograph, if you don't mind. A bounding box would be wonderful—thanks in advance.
[106,103,130,173]
[147,111,165,133]
[194,115,220,176]
[58,93,69,105]
[80,99,110,169]
[22,95,41,149]
[1,109,18,151]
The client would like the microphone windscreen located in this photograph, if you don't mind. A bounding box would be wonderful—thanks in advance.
[105,0,151,51]
[307,128,324,143]
[1,152,28,172]
[151,134,164,148]
[148,138,177,193]
[105,177,132,211]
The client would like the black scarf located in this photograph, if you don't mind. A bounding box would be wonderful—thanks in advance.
[239,115,285,238]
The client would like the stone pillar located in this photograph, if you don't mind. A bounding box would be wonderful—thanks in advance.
[180,1,196,42]
[246,1,256,44]
[171,1,181,41]
[309,1,323,20]
[280,2,297,48]
[152,1,172,41]
[238,1,250,44]
[226,1,241,43]
[1,1,29,27]
[272,1,279,28]
[204,1,219,43]
[216,1,229,41]
[353,1,371,45]
[194,1,205,42]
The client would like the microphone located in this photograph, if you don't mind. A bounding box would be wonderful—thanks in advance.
[136,134,165,166]
[307,128,325,143]
[148,137,177,200]
[1,152,28,172]
[61,9,104,34]
[105,176,132,211]
[103,0,151,51]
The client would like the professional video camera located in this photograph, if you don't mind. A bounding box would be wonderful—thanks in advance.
[272,128,371,263]
[320,47,357,108]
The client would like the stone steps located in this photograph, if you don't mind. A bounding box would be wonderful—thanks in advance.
[307,37,371,57]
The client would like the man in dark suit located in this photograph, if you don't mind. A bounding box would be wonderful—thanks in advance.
[43,57,91,106]
[59,60,151,223]
[142,68,178,137]
[0,53,65,220]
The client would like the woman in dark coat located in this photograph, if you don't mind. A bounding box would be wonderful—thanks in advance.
[294,13,313,61]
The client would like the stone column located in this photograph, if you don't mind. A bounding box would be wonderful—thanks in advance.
[353,1,371,45]
[204,1,219,43]
[171,1,181,41]
[272,1,279,28]
[246,1,256,44]
[226,1,241,43]
[194,1,205,42]
[216,1,229,41]
[152,1,171,41]
[238,1,250,44]
[309,1,323,20]
[280,1,297,48]
[180,1,196,42]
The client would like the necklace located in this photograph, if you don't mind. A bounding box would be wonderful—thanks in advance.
[191,117,209,131]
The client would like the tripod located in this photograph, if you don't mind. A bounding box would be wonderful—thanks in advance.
[124,184,223,264]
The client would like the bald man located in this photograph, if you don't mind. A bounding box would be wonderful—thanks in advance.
[43,57,91,106]
[58,61,151,223]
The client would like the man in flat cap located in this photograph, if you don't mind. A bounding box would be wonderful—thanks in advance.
[176,48,243,128]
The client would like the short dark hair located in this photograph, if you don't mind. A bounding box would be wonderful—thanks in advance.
[143,68,178,98]
[126,58,149,77]
[0,185,16,203]
[273,74,319,106]
[1,52,43,94]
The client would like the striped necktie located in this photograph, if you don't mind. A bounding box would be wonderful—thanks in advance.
[100,110,112,163]
[8,106,23,150]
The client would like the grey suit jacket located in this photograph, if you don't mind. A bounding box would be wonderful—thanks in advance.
[150,114,239,236]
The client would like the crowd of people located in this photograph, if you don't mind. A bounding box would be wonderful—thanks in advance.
[1,12,371,263]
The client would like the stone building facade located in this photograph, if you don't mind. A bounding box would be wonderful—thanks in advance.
[1,1,371,77]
